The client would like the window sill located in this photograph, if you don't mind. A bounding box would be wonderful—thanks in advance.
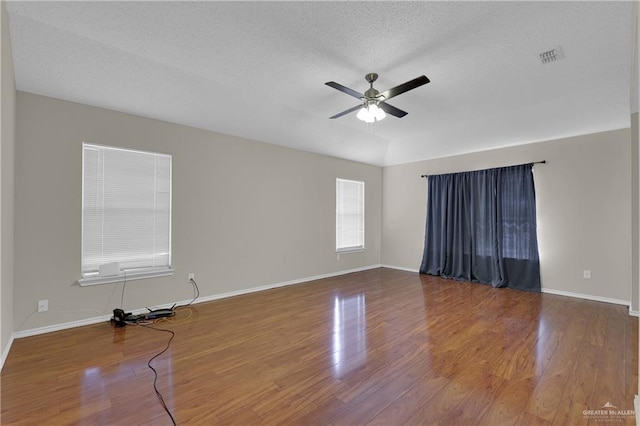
[336,247,367,255]
[77,268,174,287]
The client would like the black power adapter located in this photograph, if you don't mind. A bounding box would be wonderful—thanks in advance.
[113,308,127,327]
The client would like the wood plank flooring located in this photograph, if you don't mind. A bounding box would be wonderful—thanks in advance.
[1,268,637,425]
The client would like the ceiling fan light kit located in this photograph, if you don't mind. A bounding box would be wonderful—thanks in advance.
[326,72,430,123]
[356,101,386,123]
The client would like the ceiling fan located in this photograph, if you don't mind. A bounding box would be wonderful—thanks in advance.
[325,73,430,123]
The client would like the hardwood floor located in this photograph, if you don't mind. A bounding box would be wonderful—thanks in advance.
[1,268,637,425]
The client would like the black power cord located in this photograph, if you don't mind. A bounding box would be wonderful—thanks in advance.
[120,270,128,309]
[180,278,200,307]
[139,323,177,425]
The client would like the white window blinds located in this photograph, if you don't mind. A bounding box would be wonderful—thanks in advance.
[81,143,172,278]
[336,178,365,251]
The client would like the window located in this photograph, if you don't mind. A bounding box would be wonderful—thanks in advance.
[336,178,365,252]
[79,143,172,285]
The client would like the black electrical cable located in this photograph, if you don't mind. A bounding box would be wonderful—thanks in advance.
[139,323,177,425]
[119,270,128,309]
[188,278,200,306]
[175,278,200,309]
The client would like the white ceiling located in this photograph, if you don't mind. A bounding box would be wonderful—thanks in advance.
[5,1,634,166]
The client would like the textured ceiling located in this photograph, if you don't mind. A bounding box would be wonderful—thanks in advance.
[5,1,634,166]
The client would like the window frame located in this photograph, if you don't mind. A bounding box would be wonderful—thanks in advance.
[78,143,174,286]
[335,178,366,254]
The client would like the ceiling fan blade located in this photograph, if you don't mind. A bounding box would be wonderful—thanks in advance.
[379,102,408,118]
[379,75,430,101]
[329,104,362,119]
[325,81,364,100]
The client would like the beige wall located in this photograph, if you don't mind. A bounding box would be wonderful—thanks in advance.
[632,113,638,313]
[633,0,639,398]
[382,129,632,303]
[14,92,382,331]
[1,0,16,366]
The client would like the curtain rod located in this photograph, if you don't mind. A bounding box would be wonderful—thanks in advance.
[420,160,546,178]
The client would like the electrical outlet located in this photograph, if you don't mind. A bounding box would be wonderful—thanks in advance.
[37,299,48,312]
[188,273,195,281]
[583,270,591,279]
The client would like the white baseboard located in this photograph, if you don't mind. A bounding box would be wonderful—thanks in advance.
[193,264,382,305]
[381,265,637,316]
[541,288,630,307]
[13,265,383,339]
[14,315,113,339]
[380,264,419,273]
[1,333,15,371]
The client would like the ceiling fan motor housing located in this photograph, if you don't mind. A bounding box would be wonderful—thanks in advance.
[364,88,380,101]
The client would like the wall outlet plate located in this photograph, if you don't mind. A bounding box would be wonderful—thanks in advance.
[37,299,48,312]
[188,273,195,281]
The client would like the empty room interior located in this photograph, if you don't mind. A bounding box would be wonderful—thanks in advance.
[1,1,640,425]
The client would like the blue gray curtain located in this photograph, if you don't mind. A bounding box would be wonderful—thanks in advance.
[419,164,541,292]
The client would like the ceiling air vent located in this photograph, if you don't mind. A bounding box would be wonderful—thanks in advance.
[539,46,564,64]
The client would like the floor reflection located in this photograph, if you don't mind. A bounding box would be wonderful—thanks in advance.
[80,348,174,417]
[535,305,548,377]
[80,366,109,413]
[332,294,367,377]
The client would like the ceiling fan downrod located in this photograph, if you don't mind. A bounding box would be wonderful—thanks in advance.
[363,73,381,101]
